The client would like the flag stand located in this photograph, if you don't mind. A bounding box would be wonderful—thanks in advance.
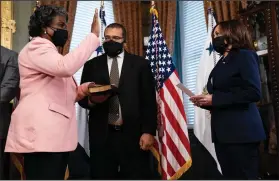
[149,1,164,139]
[146,2,192,179]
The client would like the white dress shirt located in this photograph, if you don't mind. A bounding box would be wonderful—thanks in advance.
[107,51,124,124]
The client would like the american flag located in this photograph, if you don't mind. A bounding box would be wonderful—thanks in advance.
[145,8,192,180]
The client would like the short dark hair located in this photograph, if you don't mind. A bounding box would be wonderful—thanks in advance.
[28,5,68,37]
[105,23,127,42]
[212,20,254,50]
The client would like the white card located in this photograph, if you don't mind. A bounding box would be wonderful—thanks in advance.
[176,83,195,97]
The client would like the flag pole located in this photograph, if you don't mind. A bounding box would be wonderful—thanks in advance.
[30,1,41,41]
[99,1,105,43]
[207,1,217,66]
[151,1,155,8]
[150,1,158,18]
[100,1,104,43]
[148,1,164,175]
[209,0,212,8]
[33,1,40,12]
[149,1,164,139]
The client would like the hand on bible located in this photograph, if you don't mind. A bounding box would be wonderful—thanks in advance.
[89,94,111,104]
[139,133,154,151]
[88,82,111,104]
[91,8,100,37]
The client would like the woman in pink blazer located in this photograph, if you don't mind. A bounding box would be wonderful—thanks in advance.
[5,5,100,179]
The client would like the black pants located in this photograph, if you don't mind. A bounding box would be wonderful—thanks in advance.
[24,152,69,180]
[215,142,260,179]
[68,143,90,179]
[0,139,10,180]
[89,128,154,179]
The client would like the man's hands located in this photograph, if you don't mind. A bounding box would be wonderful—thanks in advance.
[91,8,100,37]
[139,133,154,151]
[89,94,111,104]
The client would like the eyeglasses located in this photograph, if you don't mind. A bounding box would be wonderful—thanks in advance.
[104,36,123,41]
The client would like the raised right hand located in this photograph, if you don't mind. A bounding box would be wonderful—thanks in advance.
[91,8,100,37]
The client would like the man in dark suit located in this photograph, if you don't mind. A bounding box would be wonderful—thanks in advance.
[78,23,157,179]
[0,46,19,179]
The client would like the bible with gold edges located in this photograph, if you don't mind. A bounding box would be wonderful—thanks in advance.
[88,83,118,96]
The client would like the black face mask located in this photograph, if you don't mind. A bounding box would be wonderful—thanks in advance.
[212,36,228,55]
[49,27,68,47]
[103,40,124,57]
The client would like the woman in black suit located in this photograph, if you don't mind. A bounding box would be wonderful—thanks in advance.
[190,20,266,179]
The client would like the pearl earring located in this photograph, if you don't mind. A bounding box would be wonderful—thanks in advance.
[44,31,47,34]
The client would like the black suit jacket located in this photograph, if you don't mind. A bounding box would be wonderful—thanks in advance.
[0,46,19,138]
[206,49,266,143]
[78,52,157,147]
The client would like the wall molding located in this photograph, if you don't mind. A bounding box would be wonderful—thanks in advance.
[1,1,16,49]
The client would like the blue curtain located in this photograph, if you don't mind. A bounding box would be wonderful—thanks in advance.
[172,1,183,80]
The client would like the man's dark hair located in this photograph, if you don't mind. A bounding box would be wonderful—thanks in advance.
[105,23,127,42]
[28,5,68,37]
[212,19,254,50]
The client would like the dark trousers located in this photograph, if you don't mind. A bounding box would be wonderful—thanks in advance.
[215,142,260,179]
[24,152,69,180]
[89,128,153,179]
[0,139,10,180]
[68,143,90,179]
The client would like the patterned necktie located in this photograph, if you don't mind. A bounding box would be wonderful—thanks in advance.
[108,57,120,123]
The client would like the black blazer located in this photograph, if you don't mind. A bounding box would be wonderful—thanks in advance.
[206,49,266,143]
[0,46,19,138]
[78,52,157,146]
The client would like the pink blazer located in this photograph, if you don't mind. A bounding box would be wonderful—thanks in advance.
[5,33,99,153]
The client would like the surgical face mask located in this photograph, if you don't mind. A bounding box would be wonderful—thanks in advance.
[49,27,68,47]
[212,36,228,55]
[103,40,124,57]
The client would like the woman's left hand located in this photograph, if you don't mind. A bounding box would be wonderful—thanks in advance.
[190,94,213,107]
